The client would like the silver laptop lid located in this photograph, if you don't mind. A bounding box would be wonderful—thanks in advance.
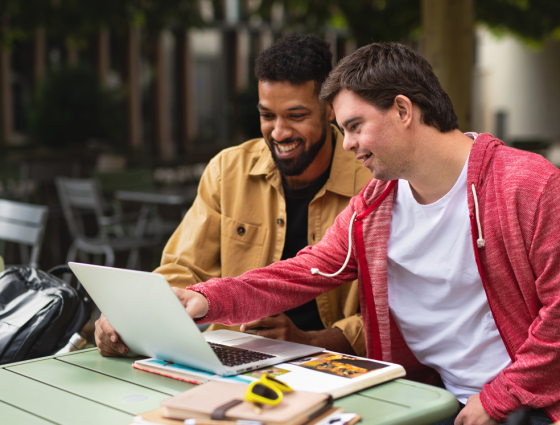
[68,262,227,375]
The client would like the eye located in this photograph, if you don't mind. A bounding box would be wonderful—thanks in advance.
[290,114,306,119]
[260,113,274,119]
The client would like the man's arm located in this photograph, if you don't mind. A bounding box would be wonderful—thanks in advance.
[174,289,356,354]
[480,173,560,421]
[173,288,355,356]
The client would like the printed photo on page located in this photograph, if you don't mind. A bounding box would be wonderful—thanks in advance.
[290,353,389,378]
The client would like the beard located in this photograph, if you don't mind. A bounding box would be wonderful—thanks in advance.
[267,123,328,177]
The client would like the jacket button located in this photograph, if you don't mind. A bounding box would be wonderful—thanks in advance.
[277,218,285,226]
[237,226,246,235]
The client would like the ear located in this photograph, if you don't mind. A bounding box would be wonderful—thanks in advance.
[325,103,336,122]
[394,95,414,128]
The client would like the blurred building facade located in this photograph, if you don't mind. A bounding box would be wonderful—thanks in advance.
[472,28,560,163]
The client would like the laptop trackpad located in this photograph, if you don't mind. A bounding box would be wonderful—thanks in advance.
[231,337,288,354]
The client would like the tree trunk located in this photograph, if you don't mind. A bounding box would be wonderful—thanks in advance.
[126,26,142,149]
[0,46,13,146]
[154,30,173,159]
[422,0,474,131]
[97,28,110,88]
[175,29,192,155]
[33,27,46,89]
[235,27,249,92]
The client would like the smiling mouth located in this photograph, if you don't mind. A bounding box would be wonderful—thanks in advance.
[276,141,301,153]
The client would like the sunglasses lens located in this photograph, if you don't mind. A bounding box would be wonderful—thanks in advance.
[253,384,279,400]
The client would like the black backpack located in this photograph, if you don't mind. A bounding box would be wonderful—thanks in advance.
[0,265,93,365]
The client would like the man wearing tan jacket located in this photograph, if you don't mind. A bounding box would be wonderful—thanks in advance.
[95,33,371,357]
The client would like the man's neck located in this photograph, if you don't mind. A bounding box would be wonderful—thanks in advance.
[407,129,474,205]
[283,129,334,189]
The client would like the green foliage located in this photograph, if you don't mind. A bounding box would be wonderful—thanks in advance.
[3,0,559,50]
[255,0,560,47]
[28,65,124,149]
[337,0,421,46]
[256,0,421,46]
[0,0,44,46]
[0,0,202,48]
[476,0,560,44]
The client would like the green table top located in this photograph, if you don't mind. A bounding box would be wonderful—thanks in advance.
[0,349,458,425]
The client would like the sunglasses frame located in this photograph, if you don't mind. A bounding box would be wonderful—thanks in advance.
[244,373,293,406]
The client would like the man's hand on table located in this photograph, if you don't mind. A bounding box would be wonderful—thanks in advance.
[455,393,499,425]
[95,288,209,357]
[95,314,129,357]
[241,313,355,355]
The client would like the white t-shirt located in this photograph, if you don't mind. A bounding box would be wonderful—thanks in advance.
[387,156,511,404]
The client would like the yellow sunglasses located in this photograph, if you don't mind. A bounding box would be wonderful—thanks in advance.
[244,374,293,407]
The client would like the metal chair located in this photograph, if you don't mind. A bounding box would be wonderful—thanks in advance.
[55,177,156,269]
[0,199,49,268]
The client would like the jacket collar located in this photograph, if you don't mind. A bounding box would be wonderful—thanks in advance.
[249,125,359,197]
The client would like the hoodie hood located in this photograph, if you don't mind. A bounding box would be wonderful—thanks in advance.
[467,133,506,190]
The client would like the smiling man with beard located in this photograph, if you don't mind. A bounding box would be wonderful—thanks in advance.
[95,33,371,357]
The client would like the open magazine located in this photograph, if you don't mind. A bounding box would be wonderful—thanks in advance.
[133,351,405,399]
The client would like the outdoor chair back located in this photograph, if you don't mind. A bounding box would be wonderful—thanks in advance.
[0,199,49,268]
[55,177,155,269]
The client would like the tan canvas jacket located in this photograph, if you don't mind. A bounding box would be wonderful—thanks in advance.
[154,126,372,355]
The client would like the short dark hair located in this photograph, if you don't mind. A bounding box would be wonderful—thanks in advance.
[255,33,332,94]
[320,42,458,132]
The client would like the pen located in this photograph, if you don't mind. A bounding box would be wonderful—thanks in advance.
[184,419,263,425]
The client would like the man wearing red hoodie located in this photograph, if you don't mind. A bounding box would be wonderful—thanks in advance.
[109,43,560,425]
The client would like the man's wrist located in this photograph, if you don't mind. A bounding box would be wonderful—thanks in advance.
[305,330,319,347]
[305,328,355,355]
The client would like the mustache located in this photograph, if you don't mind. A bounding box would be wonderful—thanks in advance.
[269,136,304,145]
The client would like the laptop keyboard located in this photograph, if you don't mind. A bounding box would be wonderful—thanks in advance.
[208,342,276,367]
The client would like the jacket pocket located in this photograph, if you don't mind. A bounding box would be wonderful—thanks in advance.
[221,215,267,276]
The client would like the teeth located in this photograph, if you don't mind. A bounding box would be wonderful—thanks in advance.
[277,142,299,153]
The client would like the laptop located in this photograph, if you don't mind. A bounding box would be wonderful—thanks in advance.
[68,262,324,376]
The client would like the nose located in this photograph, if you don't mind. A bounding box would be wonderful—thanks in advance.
[271,118,293,142]
[342,133,357,152]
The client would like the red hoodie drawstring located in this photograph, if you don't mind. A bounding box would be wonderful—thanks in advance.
[311,211,358,277]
